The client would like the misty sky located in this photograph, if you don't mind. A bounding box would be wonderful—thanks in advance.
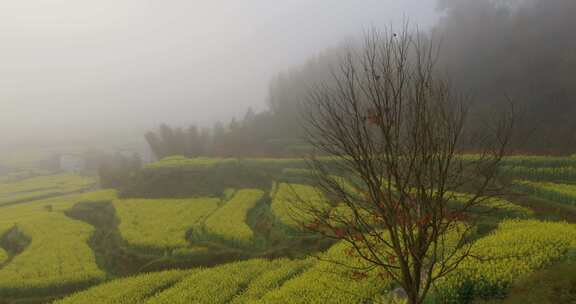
[0,0,437,148]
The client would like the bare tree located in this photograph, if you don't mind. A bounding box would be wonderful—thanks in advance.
[297,26,514,304]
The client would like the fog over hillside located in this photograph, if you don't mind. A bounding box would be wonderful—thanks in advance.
[0,0,437,149]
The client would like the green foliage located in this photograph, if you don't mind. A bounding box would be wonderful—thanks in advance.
[126,156,343,198]
[203,189,264,247]
[436,219,576,302]
[54,269,195,304]
[113,197,220,253]
[125,158,271,198]
[512,180,576,206]
[0,174,95,207]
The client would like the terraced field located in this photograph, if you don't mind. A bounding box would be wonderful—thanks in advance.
[513,180,576,206]
[448,191,534,218]
[52,219,576,303]
[113,197,221,253]
[0,174,95,207]
[55,269,196,304]
[271,183,329,230]
[55,259,313,304]
[203,189,265,246]
[0,195,105,298]
[437,219,576,300]
[1,155,576,303]
[253,242,391,304]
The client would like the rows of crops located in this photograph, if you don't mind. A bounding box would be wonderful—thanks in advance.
[203,189,264,247]
[147,259,283,303]
[113,197,220,253]
[2,153,575,302]
[55,269,195,304]
[229,259,314,303]
[55,258,311,304]
[54,218,576,303]
[56,254,377,304]
[501,166,576,182]
[0,196,105,298]
[437,219,576,301]
[512,180,576,206]
[498,155,576,168]
[0,174,95,207]
[254,242,392,304]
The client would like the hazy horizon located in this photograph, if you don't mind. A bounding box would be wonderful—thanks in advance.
[0,0,438,150]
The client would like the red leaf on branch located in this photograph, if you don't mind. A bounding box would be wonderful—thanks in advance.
[334,228,346,238]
